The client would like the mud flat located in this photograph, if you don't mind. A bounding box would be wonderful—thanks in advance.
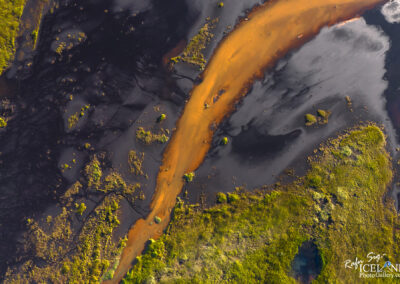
[108,0,387,282]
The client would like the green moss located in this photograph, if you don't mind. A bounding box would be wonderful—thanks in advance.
[85,155,102,189]
[5,173,133,283]
[221,136,228,145]
[0,117,7,128]
[157,114,166,123]
[170,19,217,70]
[61,163,71,170]
[122,124,399,283]
[103,172,126,193]
[31,30,38,46]
[183,172,195,183]
[0,0,27,75]
[128,150,145,176]
[340,145,352,157]
[317,109,331,125]
[55,41,66,55]
[68,113,79,129]
[136,127,169,145]
[75,202,87,215]
[67,104,90,129]
[216,192,227,203]
[305,113,317,126]
[61,181,82,206]
[227,193,240,203]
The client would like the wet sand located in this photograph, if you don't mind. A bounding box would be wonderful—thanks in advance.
[108,0,386,282]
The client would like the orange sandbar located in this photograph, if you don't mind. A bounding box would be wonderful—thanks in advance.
[108,0,386,282]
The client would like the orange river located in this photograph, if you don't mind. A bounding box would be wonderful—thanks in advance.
[107,0,386,282]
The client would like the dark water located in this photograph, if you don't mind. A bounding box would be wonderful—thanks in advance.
[366,3,400,207]
[290,241,323,283]
[185,5,400,206]
[2,0,400,279]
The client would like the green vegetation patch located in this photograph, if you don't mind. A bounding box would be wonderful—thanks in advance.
[5,157,142,282]
[317,109,331,125]
[157,113,167,123]
[221,136,228,145]
[305,109,332,126]
[0,117,7,128]
[4,195,126,283]
[136,127,169,144]
[216,192,227,203]
[67,104,90,129]
[305,113,317,126]
[183,172,195,183]
[123,125,400,283]
[170,18,218,70]
[0,0,26,75]
[75,202,87,215]
[128,150,145,176]
[85,155,102,189]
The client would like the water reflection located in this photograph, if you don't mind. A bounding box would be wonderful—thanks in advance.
[187,17,394,202]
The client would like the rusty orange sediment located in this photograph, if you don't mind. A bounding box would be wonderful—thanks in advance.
[106,0,387,282]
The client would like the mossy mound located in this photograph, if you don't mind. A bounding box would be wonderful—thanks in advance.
[123,125,400,283]
[136,127,169,144]
[183,172,195,183]
[305,113,317,126]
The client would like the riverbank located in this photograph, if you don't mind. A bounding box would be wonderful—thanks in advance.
[110,0,387,282]
[122,124,398,282]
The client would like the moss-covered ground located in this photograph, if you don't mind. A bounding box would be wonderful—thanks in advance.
[123,124,400,283]
[136,127,169,145]
[128,150,145,176]
[170,19,217,71]
[4,155,142,283]
[0,0,26,75]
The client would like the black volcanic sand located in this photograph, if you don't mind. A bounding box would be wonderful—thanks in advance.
[0,0,272,279]
[184,8,400,207]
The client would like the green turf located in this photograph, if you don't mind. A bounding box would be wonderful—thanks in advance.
[0,0,26,75]
[123,124,400,283]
